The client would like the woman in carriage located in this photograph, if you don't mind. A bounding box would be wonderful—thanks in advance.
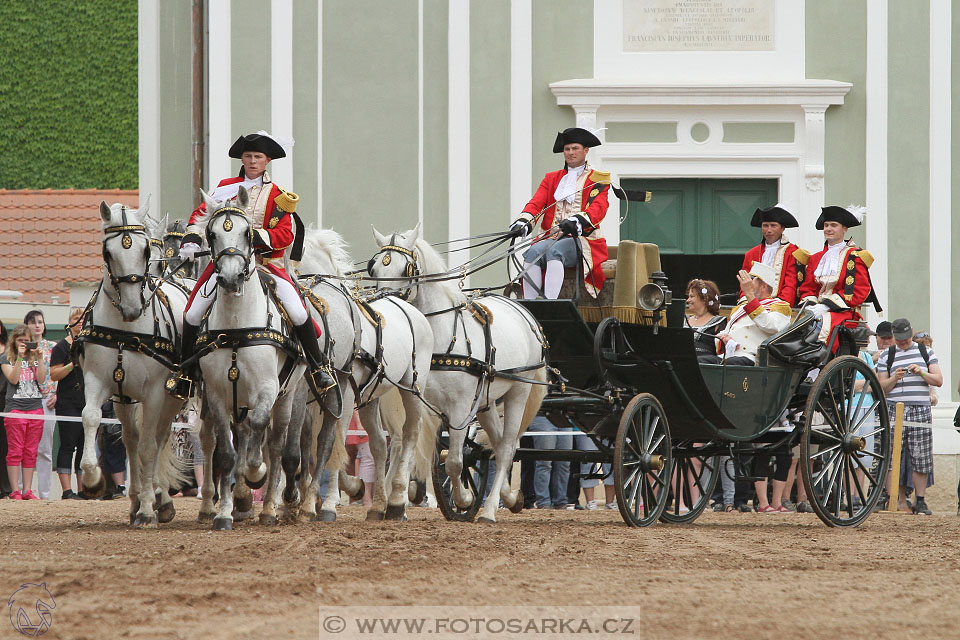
[175,132,335,395]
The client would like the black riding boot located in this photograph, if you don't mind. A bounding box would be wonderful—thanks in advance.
[169,321,200,398]
[295,322,337,394]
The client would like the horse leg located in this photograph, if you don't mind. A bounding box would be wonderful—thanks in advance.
[211,413,237,530]
[121,403,160,529]
[111,403,141,522]
[442,400,476,510]
[359,402,389,520]
[311,402,348,522]
[147,398,185,525]
[278,395,303,520]
[197,412,217,522]
[241,422,268,489]
[79,382,111,499]
[385,392,423,520]
[258,397,288,525]
[476,388,529,523]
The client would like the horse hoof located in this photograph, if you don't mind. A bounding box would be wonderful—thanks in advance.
[384,504,406,521]
[508,493,525,514]
[85,477,107,499]
[365,510,385,521]
[408,480,426,505]
[232,509,254,522]
[212,517,233,531]
[354,480,365,500]
[259,513,278,526]
[476,516,496,524]
[157,501,176,523]
[197,512,216,523]
[283,487,299,505]
[312,510,337,523]
[233,494,253,513]
[133,513,158,529]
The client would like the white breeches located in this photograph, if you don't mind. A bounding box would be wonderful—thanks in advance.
[185,270,308,326]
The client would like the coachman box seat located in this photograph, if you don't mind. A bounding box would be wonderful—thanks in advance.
[557,240,663,325]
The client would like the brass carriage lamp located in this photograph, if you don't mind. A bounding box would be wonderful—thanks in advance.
[638,271,672,334]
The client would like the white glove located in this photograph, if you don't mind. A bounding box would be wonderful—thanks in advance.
[809,304,830,319]
[178,242,200,261]
[724,339,740,357]
[509,221,531,238]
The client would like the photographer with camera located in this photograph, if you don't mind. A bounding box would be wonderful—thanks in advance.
[0,325,48,500]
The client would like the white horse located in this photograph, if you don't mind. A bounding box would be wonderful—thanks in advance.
[76,201,189,527]
[192,188,306,530]
[296,227,434,521]
[369,225,548,523]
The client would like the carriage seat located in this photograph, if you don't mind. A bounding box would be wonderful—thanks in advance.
[558,240,663,324]
[759,311,826,368]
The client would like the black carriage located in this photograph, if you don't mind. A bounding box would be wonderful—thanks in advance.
[433,241,890,528]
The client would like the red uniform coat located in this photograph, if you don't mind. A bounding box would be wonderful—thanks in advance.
[739,240,803,306]
[798,242,875,343]
[518,166,610,296]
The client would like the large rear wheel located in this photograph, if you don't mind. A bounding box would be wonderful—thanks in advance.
[614,393,672,527]
[431,425,491,522]
[800,356,890,527]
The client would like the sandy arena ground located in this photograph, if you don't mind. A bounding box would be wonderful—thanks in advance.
[1,497,958,640]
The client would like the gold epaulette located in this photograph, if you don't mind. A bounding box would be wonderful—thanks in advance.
[793,248,810,265]
[590,170,611,183]
[854,249,874,269]
[274,189,299,213]
[770,302,792,316]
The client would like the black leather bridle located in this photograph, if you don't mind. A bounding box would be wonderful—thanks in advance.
[101,206,151,314]
[205,206,255,285]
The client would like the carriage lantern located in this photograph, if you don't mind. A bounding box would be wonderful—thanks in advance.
[638,271,671,334]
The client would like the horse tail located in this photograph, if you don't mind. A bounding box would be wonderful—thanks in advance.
[157,421,193,491]
[519,366,548,437]
[411,410,441,481]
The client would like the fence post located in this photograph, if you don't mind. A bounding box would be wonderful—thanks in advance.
[885,402,904,512]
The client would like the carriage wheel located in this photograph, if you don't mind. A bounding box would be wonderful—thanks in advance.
[659,443,719,524]
[431,426,491,522]
[800,356,890,527]
[614,393,672,527]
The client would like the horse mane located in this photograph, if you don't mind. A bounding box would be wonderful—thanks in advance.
[299,226,353,276]
[166,219,187,234]
[413,236,464,307]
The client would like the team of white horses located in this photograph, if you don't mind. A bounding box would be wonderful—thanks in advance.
[76,191,547,529]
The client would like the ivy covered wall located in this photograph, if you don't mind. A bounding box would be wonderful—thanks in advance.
[0,1,138,189]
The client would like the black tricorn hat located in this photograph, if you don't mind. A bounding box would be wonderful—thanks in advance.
[553,127,602,153]
[750,204,799,229]
[816,205,863,230]
[228,133,286,160]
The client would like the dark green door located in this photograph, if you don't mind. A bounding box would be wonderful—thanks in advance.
[619,178,778,295]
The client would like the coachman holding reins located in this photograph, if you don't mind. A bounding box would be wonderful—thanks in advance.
[175,132,336,396]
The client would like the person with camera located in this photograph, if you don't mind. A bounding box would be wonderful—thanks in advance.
[0,325,48,500]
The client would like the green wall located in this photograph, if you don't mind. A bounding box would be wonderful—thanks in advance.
[0,0,138,189]
[292,0,320,228]
[531,0,593,188]
[158,0,195,218]
[886,1,930,331]
[322,1,419,259]
[805,0,868,230]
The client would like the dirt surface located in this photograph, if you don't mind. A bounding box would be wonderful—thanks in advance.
[1,497,959,640]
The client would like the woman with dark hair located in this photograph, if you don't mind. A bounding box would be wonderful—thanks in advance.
[49,307,86,499]
[24,310,57,499]
[684,279,726,357]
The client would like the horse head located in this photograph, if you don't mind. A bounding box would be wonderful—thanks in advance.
[370,224,425,299]
[99,200,152,321]
[197,187,255,293]
[162,218,192,278]
[141,205,165,278]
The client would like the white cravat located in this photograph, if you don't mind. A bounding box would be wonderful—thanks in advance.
[761,240,779,266]
[211,174,264,202]
[554,164,586,204]
[814,240,846,278]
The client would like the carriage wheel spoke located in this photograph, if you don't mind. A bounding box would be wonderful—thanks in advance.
[813,448,842,487]
[824,380,848,434]
[850,450,882,489]
[851,400,881,433]
[809,443,842,459]
[815,400,846,439]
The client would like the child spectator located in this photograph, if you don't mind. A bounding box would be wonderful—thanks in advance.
[1,325,48,500]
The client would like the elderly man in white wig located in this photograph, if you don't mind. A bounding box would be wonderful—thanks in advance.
[698,262,791,366]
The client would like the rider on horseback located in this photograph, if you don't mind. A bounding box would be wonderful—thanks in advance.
[176,131,336,395]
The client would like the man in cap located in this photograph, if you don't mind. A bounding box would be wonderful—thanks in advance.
[797,205,881,343]
[176,131,335,395]
[698,262,791,366]
[874,320,894,352]
[508,127,611,299]
[739,204,807,306]
[877,318,943,515]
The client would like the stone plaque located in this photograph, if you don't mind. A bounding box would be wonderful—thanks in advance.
[623,0,775,52]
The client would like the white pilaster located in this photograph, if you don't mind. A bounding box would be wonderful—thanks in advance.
[271,0,294,189]
[207,0,232,187]
[448,1,470,271]
[930,0,952,393]
[418,0,424,230]
[866,0,888,326]
[510,0,532,223]
[138,0,161,212]
[316,0,323,226]
[800,104,827,251]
